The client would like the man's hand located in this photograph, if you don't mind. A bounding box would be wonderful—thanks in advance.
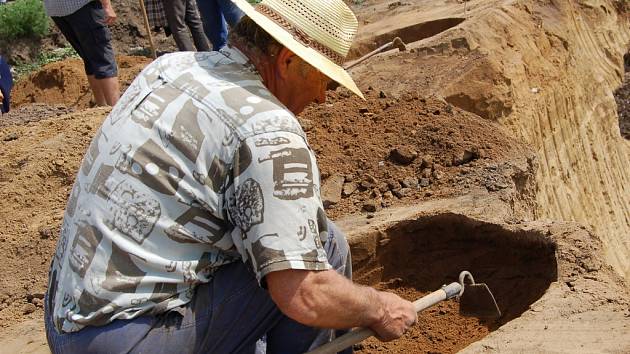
[266,269,417,342]
[100,0,117,25]
[0,90,4,101]
[369,291,417,341]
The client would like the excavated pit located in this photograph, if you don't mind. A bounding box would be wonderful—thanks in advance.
[348,17,466,59]
[349,213,557,353]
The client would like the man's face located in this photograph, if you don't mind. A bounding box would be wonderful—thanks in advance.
[273,51,330,115]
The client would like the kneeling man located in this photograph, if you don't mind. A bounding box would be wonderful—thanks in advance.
[45,0,417,352]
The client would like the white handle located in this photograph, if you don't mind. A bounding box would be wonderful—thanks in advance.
[305,282,462,354]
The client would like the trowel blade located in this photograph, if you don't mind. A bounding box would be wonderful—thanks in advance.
[459,283,502,319]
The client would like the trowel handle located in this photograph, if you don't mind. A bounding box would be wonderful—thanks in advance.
[305,282,462,354]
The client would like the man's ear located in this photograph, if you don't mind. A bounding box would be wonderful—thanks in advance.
[275,47,295,80]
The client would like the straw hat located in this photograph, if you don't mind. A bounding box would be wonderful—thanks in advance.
[231,0,364,99]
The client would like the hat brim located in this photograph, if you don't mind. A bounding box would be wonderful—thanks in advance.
[231,0,364,99]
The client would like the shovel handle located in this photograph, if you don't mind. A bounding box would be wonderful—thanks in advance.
[305,282,462,354]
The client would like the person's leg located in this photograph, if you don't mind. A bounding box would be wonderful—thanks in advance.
[51,15,98,104]
[184,0,211,51]
[132,261,283,353]
[87,75,105,106]
[44,286,155,354]
[164,0,196,51]
[217,0,244,27]
[195,0,228,51]
[95,76,120,106]
[61,2,120,106]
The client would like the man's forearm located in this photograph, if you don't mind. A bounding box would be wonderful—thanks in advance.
[267,269,385,329]
[99,0,112,8]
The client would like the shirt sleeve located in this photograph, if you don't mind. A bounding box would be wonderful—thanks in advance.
[225,131,331,284]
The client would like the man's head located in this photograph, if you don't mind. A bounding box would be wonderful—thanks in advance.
[229,17,330,115]
[228,0,362,115]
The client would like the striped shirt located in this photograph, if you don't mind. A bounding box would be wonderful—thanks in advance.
[44,0,93,17]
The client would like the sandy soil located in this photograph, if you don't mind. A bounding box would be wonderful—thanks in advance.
[0,0,629,353]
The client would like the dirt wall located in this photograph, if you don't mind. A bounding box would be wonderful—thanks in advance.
[443,0,630,280]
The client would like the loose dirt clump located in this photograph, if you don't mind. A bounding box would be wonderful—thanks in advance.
[11,56,151,110]
[0,103,75,129]
[302,88,532,218]
[357,288,488,354]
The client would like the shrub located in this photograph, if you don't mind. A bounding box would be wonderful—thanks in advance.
[0,0,49,40]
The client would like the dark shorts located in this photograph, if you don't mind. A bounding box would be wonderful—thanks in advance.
[52,1,118,79]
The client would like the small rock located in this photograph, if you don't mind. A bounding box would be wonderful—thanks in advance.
[39,228,52,239]
[362,200,380,212]
[342,182,358,197]
[23,303,37,315]
[298,118,314,132]
[359,107,369,114]
[3,132,18,142]
[421,155,434,168]
[419,178,430,187]
[360,180,374,189]
[321,175,345,208]
[421,168,432,178]
[379,91,387,98]
[432,170,444,180]
[26,292,45,302]
[401,177,419,189]
[389,146,418,165]
[393,188,411,198]
[365,174,378,184]
[366,213,375,219]
[453,149,476,166]
[383,191,394,199]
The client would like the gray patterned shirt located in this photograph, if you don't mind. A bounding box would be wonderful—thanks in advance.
[48,48,331,333]
[44,0,93,17]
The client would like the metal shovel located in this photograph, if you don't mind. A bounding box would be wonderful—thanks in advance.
[305,270,501,354]
[343,37,407,70]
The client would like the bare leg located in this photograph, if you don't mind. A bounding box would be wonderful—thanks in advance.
[87,75,106,106]
[98,76,120,106]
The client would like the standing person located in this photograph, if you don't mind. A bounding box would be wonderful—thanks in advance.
[0,55,12,114]
[196,0,243,51]
[44,0,417,353]
[43,0,120,107]
[163,0,211,51]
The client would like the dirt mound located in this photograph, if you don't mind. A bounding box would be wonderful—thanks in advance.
[11,56,151,110]
[303,88,532,219]
[0,107,109,329]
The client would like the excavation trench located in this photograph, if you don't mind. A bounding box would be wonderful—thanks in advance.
[348,213,557,353]
[348,17,466,59]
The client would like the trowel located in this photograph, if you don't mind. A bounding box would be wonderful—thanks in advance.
[305,271,501,354]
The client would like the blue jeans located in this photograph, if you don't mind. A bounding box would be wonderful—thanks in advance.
[45,221,352,354]
[195,0,244,51]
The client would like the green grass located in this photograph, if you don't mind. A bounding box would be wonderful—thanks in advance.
[13,46,79,81]
[0,0,50,40]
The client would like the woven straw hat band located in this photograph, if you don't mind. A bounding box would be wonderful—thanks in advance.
[255,0,358,63]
